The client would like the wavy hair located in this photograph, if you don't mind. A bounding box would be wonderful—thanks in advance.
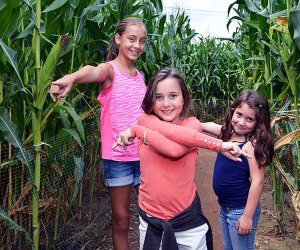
[106,17,146,61]
[142,67,191,119]
[220,90,274,167]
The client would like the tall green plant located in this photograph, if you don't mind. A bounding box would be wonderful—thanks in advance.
[229,0,300,112]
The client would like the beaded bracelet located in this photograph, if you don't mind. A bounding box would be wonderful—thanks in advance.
[143,128,148,145]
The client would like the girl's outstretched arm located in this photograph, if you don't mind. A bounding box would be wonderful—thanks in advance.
[138,114,221,151]
[50,63,113,100]
[138,114,250,160]
[236,141,264,235]
[201,122,222,136]
[112,125,194,158]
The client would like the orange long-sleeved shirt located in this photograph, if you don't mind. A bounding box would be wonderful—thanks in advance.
[130,114,222,220]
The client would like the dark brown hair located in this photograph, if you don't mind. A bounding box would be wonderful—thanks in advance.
[106,17,146,61]
[220,90,274,167]
[142,67,191,119]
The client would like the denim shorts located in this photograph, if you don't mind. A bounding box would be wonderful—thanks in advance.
[102,160,140,187]
[219,204,261,250]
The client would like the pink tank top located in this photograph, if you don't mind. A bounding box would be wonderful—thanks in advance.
[97,61,146,161]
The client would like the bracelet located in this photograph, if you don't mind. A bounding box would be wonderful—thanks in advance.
[143,128,148,145]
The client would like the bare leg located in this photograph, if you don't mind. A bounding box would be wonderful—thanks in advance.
[109,185,131,250]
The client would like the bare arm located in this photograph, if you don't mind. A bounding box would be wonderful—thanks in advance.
[201,122,222,137]
[236,142,264,235]
[50,63,112,100]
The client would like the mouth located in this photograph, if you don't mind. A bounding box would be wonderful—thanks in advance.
[130,50,140,55]
[161,110,173,115]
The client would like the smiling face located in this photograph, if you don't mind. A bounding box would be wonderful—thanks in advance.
[231,103,257,136]
[153,77,184,123]
[115,24,147,61]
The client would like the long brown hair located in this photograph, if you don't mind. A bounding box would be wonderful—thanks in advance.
[106,17,146,61]
[142,67,191,119]
[220,90,274,167]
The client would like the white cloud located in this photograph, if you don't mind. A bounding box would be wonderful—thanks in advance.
[162,0,239,38]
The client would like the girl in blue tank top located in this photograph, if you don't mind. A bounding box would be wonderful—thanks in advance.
[202,90,274,250]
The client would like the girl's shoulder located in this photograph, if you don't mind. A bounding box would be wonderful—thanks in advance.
[104,61,115,71]
[96,62,114,82]
[242,140,255,155]
[97,61,114,72]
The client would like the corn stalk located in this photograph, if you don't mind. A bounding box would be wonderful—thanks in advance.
[31,0,69,246]
[273,128,300,240]
[31,0,42,247]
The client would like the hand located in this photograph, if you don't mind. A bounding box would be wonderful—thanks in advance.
[50,75,74,101]
[220,142,251,162]
[112,128,135,150]
[236,214,252,235]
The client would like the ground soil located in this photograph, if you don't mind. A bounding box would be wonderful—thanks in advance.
[97,149,300,250]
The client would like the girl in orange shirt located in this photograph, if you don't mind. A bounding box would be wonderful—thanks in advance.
[113,68,250,250]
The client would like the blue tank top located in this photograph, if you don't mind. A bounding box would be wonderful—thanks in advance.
[213,142,250,208]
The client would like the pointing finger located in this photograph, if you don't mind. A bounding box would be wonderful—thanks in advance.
[240,150,252,159]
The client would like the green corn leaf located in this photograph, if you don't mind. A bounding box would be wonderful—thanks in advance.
[70,156,84,204]
[270,85,290,110]
[54,104,86,141]
[0,107,33,180]
[285,172,297,189]
[75,4,107,44]
[59,109,71,128]
[37,36,66,109]
[16,22,35,39]
[244,0,269,17]
[62,128,82,148]
[0,39,24,86]
[0,1,7,11]
[0,0,21,38]
[290,8,300,51]
[0,159,20,169]
[42,0,69,13]
[0,206,32,244]
[151,0,162,13]
[118,0,127,20]
[158,14,166,36]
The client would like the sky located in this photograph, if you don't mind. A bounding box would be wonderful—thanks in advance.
[162,0,239,38]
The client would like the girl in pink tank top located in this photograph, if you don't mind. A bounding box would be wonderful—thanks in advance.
[50,17,147,250]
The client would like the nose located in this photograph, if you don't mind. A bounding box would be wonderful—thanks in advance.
[162,98,170,106]
[238,119,246,126]
[134,41,140,48]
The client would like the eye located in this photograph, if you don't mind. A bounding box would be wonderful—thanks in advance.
[140,39,147,44]
[128,37,135,42]
[170,94,178,99]
[236,112,242,117]
[247,117,255,123]
[155,95,163,101]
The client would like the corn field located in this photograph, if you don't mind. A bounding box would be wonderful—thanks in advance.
[0,0,300,249]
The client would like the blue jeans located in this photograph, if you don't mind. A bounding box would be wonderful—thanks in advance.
[219,204,261,250]
[102,160,140,187]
